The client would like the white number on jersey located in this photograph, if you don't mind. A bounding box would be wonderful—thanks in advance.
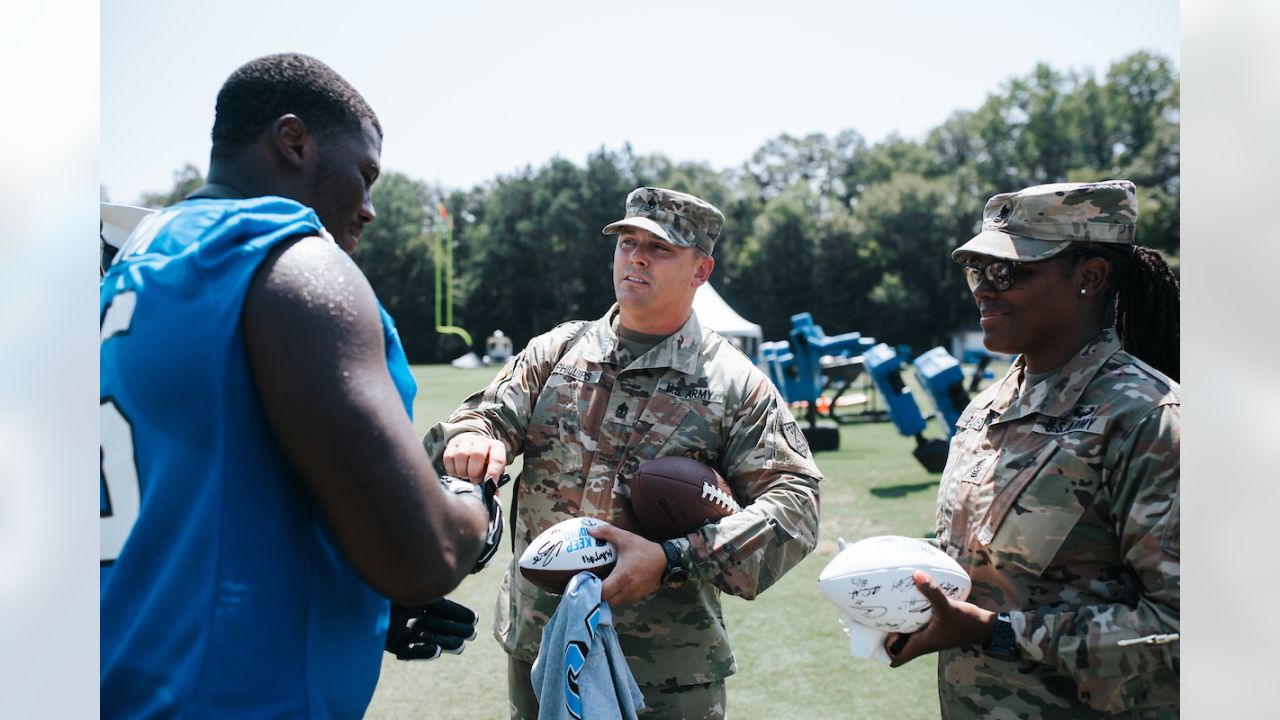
[101,291,140,564]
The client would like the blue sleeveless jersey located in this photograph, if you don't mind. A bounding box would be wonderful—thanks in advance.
[100,197,417,718]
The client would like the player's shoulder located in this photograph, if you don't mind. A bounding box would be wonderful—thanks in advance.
[260,233,360,280]
[166,195,315,234]
[122,196,323,263]
[248,235,378,326]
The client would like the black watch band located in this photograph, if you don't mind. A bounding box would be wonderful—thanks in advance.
[983,612,1020,660]
[659,540,689,590]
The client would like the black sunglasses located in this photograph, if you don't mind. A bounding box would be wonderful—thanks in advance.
[962,253,1084,293]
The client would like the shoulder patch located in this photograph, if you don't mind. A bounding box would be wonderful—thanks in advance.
[782,419,810,458]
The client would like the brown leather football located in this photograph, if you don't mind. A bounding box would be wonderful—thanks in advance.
[630,456,740,540]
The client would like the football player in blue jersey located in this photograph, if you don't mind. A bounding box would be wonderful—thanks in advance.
[100,53,499,718]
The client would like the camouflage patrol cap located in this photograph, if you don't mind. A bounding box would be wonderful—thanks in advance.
[602,187,725,255]
[952,180,1137,263]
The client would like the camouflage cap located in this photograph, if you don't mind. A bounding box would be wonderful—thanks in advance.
[952,180,1137,263]
[602,187,725,255]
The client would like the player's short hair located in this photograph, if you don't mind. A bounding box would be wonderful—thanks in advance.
[210,53,382,160]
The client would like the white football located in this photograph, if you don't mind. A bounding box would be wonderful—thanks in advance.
[518,517,618,595]
[818,535,971,634]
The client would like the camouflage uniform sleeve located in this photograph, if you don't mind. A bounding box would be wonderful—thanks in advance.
[421,323,585,467]
[1011,402,1180,709]
[686,376,823,600]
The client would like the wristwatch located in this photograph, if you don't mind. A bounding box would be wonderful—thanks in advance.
[659,540,689,590]
[983,612,1021,660]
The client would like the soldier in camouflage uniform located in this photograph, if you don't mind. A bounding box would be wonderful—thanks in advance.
[885,180,1180,718]
[422,187,823,720]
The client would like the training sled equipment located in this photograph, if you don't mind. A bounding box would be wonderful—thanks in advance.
[864,344,951,472]
[911,346,969,439]
[762,313,880,452]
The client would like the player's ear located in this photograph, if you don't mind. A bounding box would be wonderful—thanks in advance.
[271,114,312,170]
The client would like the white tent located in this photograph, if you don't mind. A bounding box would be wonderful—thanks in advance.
[693,283,763,363]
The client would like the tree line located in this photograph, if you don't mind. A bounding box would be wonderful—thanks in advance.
[119,51,1179,363]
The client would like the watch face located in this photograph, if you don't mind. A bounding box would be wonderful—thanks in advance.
[663,567,689,588]
[984,614,1019,659]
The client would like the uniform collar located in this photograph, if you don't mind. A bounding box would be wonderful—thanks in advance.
[579,304,703,375]
[988,329,1122,425]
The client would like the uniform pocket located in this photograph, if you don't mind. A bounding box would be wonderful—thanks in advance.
[1078,656,1180,714]
[979,442,1100,575]
[527,373,589,475]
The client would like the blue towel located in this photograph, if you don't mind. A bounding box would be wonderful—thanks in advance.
[531,573,644,720]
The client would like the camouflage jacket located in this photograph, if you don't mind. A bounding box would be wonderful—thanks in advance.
[934,329,1179,718]
[422,305,822,686]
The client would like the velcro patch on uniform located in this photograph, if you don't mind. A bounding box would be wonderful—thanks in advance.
[958,453,994,486]
[1033,414,1108,435]
[552,362,600,384]
[1069,403,1100,418]
[782,420,810,458]
[658,382,724,403]
[956,408,990,432]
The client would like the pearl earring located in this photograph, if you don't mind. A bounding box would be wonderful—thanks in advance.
[1079,288,1086,295]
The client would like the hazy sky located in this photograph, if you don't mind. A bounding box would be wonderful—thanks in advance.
[101,0,1179,205]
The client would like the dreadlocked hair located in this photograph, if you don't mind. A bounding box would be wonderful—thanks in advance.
[1073,242,1180,382]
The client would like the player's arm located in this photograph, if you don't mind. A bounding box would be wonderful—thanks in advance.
[687,380,823,600]
[243,235,490,605]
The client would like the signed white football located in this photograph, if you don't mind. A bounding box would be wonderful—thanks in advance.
[518,517,618,595]
[818,535,971,634]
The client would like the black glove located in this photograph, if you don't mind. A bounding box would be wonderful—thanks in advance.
[474,474,508,572]
[440,473,509,574]
[385,597,479,661]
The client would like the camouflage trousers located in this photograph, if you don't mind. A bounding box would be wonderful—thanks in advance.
[508,656,726,720]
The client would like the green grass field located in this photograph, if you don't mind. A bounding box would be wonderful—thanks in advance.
[365,362,991,719]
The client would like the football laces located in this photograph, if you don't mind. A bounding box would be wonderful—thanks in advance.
[700,482,741,513]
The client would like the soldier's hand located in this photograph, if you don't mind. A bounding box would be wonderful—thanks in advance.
[886,571,997,668]
[442,433,507,482]
[386,597,479,661]
[587,523,665,606]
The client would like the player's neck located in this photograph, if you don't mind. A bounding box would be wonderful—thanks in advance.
[203,165,260,200]
[206,149,296,204]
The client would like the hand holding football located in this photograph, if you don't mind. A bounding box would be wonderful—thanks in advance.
[817,535,972,634]
[517,517,618,595]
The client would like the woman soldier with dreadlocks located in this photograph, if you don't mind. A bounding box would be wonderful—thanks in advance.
[885,180,1180,719]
